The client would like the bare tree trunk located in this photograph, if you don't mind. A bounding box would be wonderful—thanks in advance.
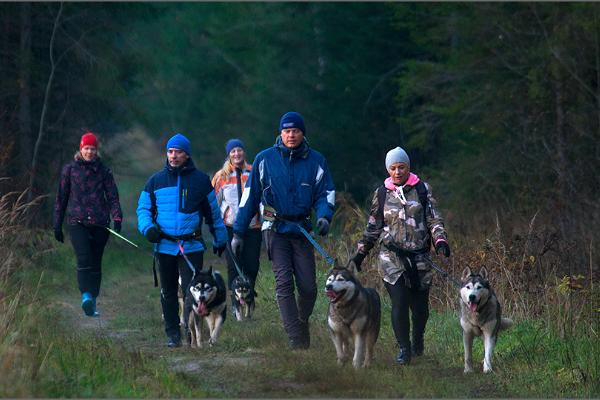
[18,2,33,175]
[28,2,63,202]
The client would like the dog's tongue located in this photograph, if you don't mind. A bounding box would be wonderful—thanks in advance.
[240,298,246,305]
[326,290,337,300]
[469,302,478,312]
[198,302,208,316]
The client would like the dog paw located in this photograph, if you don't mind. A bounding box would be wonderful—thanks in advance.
[483,367,493,374]
[464,366,474,374]
[208,338,217,346]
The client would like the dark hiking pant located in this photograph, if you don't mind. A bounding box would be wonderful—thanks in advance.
[156,251,203,338]
[384,277,430,349]
[68,223,109,298]
[267,231,316,342]
[225,226,262,290]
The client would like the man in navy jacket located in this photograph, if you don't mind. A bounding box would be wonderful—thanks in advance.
[137,133,227,348]
[233,112,335,349]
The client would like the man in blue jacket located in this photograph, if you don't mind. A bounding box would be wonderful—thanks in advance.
[137,133,228,348]
[233,111,335,350]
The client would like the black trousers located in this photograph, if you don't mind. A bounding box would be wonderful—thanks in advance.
[384,277,430,349]
[225,226,262,290]
[156,251,203,337]
[68,223,109,297]
[267,231,316,341]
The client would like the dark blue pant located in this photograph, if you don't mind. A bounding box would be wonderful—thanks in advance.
[68,223,109,297]
[157,251,203,338]
[267,231,316,341]
[384,278,430,349]
[225,226,262,290]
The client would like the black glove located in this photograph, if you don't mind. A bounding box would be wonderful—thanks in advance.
[349,252,366,272]
[316,217,330,236]
[231,233,244,258]
[145,225,162,243]
[113,220,122,233]
[54,227,64,243]
[213,244,225,257]
[435,241,451,258]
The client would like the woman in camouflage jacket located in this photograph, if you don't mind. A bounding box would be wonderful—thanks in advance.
[350,146,450,366]
[53,132,122,317]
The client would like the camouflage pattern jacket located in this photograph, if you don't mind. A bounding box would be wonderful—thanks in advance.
[54,154,122,229]
[357,173,448,288]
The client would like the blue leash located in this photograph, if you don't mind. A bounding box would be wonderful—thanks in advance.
[293,223,335,266]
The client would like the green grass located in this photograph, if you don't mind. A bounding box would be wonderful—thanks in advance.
[1,236,598,397]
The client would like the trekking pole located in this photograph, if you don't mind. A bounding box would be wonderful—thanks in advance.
[105,227,139,248]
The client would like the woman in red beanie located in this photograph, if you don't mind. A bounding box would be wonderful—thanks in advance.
[53,132,123,317]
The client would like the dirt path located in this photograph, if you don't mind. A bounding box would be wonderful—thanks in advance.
[52,250,513,398]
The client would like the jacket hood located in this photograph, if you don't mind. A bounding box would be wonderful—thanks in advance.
[384,172,420,191]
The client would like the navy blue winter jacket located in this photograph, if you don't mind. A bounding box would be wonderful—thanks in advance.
[234,137,335,235]
[137,158,227,255]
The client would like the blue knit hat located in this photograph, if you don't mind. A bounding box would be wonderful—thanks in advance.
[279,111,306,135]
[166,133,191,155]
[225,138,245,155]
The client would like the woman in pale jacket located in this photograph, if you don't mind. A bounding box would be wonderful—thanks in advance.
[212,139,262,302]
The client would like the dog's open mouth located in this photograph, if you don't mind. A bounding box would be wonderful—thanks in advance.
[326,289,345,303]
[468,301,479,312]
[196,301,209,316]
[239,297,246,305]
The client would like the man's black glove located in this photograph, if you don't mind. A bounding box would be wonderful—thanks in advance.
[435,241,451,258]
[113,220,122,233]
[316,218,330,236]
[213,244,225,257]
[145,225,162,243]
[231,233,244,258]
[349,252,366,272]
[54,226,64,243]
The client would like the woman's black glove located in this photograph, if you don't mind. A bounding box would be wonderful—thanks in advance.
[349,252,366,272]
[113,221,122,233]
[435,241,451,258]
[53,226,64,243]
[231,234,244,258]
[145,225,162,243]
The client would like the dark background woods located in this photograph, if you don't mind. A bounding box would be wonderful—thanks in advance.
[1,2,599,275]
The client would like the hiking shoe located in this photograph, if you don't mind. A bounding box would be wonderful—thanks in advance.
[299,319,311,348]
[81,292,95,317]
[167,334,182,348]
[289,337,309,350]
[411,341,424,357]
[396,346,411,365]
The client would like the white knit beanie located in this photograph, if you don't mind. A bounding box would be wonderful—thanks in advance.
[385,146,410,170]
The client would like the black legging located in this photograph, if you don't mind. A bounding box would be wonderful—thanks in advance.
[384,277,430,349]
[68,223,109,297]
[225,226,262,290]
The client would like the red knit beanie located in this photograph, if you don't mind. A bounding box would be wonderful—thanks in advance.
[80,132,98,149]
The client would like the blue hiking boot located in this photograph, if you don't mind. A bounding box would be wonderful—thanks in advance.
[81,292,95,316]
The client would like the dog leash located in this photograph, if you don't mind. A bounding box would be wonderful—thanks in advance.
[426,259,462,288]
[291,221,335,266]
[225,240,248,280]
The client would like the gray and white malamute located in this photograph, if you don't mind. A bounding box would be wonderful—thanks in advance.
[325,263,381,368]
[231,275,256,321]
[186,267,227,348]
[460,267,513,373]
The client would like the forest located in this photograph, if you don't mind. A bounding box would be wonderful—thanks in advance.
[0,3,598,397]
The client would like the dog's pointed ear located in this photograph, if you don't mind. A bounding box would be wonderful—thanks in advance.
[479,266,488,280]
[207,265,213,274]
[461,267,472,280]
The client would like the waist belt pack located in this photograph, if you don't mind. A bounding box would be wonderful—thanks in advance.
[262,205,309,223]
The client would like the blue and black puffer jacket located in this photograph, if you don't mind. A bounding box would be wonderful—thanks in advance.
[137,158,227,255]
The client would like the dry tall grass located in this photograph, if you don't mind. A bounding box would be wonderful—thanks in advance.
[330,191,599,338]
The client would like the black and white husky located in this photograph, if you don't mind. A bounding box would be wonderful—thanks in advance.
[186,267,227,348]
[231,275,256,321]
[460,267,513,373]
[325,263,381,368]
